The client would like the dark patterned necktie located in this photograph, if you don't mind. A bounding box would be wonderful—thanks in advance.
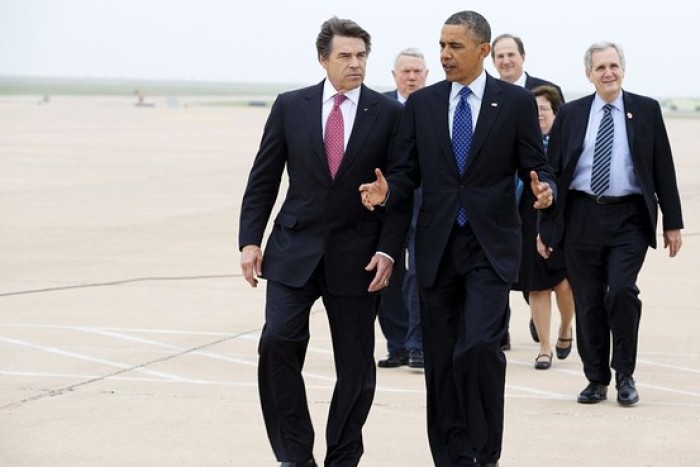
[591,104,614,196]
[325,94,347,179]
[452,87,472,226]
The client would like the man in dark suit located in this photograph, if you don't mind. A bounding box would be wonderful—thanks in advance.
[239,17,406,467]
[491,32,566,349]
[377,47,428,370]
[538,41,683,406]
[360,11,556,467]
[491,33,565,103]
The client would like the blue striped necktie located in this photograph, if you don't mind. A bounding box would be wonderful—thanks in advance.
[452,87,472,226]
[591,104,614,196]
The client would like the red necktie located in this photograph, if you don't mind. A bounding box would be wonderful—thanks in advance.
[325,94,347,179]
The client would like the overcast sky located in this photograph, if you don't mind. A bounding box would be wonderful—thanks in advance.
[1,0,697,98]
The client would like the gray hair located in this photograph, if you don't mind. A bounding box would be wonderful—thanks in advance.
[444,10,491,44]
[584,41,626,74]
[393,47,425,68]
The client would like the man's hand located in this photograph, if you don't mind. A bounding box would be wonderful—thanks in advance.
[536,234,552,259]
[530,171,554,209]
[365,253,393,292]
[358,168,389,211]
[663,229,683,257]
[240,244,263,287]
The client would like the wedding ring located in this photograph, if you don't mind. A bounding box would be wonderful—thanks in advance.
[384,280,390,286]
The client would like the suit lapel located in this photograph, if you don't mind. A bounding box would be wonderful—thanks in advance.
[436,76,507,176]
[563,94,595,180]
[622,91,636,157]
[335,84,378,181]
[427,81,458,175]
[467,75,502,169]
[302,81,331,178]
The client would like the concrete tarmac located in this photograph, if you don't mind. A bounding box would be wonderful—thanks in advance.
[1,95,699,466]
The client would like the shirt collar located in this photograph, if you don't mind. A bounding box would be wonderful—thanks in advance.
[323,79,361,106]
[593,90,624,113]
[450,70,487,102]
[513,72,527,88]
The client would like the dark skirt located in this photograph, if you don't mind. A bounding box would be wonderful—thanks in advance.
[517,191,567,292]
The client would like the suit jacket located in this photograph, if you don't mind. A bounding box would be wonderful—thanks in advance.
[238,81,407,295]
[540,91,684,249]
[524,72,566,103]
[383,90,399,100]
[387,73,556,286]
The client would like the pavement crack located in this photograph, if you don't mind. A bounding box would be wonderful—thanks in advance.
[0,274,239,297]
[0,328,258,410]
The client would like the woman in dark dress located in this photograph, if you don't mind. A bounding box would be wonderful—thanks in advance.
[521,85,575,369]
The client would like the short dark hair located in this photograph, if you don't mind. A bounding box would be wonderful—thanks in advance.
[532,85,563,114]
[316,17,371,60]
[444,11,491,44]
[491,33,525,59]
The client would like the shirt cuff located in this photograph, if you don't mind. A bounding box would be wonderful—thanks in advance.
[379,191,390,207]
[376,251,394,263]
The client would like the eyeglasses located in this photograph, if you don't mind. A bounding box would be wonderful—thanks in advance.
[537,105,553,113]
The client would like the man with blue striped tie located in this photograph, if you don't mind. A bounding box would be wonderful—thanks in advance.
[538,41,684,407]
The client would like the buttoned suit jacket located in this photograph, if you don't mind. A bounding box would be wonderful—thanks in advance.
[386,73,557,287]
[239,81,407,295]
[540,91,684,249]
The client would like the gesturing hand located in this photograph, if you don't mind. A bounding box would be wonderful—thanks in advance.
[358,168,389,211]
[530,171,554,210]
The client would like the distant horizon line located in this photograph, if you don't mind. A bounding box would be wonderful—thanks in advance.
[0,74,309,96]
[0,75,697,104]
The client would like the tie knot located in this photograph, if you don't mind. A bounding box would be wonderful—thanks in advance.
[333,94,347,107]
[603,103,613,114]
[459,87,472,100]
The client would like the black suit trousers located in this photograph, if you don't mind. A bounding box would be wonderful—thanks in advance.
[420,225,509,466]
[563,193,648,385]
[377,249,409,356]
[258,264,377,466]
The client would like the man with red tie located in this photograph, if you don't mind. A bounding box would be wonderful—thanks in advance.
[239,16,406,467]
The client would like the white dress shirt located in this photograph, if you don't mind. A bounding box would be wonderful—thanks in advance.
[570,91,641,196]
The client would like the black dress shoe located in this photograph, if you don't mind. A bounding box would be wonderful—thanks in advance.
[529,318,539,342]
[378,353,409,368]
[534,352,552,370]
[500,332,511,351]
[408,349,424,368]
[577,382,608,404]
[280,458,317,467]
[616,374,639,406]
[478,462,499,467]
[555,328,573,360]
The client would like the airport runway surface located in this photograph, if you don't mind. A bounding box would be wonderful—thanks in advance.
[1,96,699,466]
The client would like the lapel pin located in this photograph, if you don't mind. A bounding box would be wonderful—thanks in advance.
[364,108,368,112]
[491,102,498,107]
[627,112,633,119]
